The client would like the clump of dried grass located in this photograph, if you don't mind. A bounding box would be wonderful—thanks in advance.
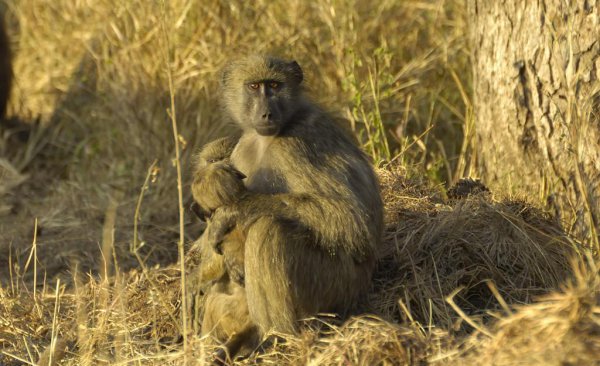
[0,165,591,365]
[458,259,600,366]
[206,315,450,366]
[0,280,75,365]
[372,164,579,329]
[304,316,447,366]
[0,265,184,365]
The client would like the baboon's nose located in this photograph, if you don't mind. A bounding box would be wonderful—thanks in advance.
[262,112,272,120]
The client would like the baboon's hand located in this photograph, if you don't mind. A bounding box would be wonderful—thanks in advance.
[184,264,204,334]
[185,238,203,267]
[191,162,247,218]
[206,206,239,254]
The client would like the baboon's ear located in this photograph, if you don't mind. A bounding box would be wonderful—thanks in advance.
[219,62,233,88]
[190,202,210,222]
[223,163,246,180]
[232,167,247,180]
[287,61,303,84]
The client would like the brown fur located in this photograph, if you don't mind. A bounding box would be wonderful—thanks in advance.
[189,136,248,288]
[0,15,12,120]
[186,226,258,364]
[206,55,384,336]
[191,136,245,220]
[186,137,258,363]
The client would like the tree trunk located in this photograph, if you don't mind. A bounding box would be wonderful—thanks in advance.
[0,15,11,120]
[469,0,600,244]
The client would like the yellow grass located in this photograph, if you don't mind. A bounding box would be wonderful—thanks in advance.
[1,0,598,365]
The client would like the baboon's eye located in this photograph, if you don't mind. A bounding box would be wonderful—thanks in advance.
[269,81,281,89]
[248,83,260,90]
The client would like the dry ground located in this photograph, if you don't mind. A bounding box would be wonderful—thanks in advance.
[1,1,598,365]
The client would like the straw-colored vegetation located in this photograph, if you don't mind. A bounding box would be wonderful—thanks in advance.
[0,1,598,365]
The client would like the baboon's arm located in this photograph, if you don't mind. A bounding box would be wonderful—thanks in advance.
[210,191,374,261]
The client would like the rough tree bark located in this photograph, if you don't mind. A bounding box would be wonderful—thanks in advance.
[469,1,600,243]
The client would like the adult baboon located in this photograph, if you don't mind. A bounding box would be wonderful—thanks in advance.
[206,55,384,337]
[0,15,12,120]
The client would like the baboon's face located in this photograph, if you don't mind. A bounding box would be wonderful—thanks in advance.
[242,80,290,136]
[222,56,303,136]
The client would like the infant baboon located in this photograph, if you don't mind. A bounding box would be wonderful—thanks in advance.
[189,136,248,281]
[190,136,245,221]
[186,137,258,363]
[204,55,384,338]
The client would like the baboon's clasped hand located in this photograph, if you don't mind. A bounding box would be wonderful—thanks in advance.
[206,206,240,254]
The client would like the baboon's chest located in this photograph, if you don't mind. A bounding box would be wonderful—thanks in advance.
[231,134,287,194]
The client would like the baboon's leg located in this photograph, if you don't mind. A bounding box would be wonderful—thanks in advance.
[220,226,245,284]
[244,216,300,334]
[222,322,259,359]
[206,322,258,366]
[201,283,258,362]
[201,293,220,339]
[244,216,371,335]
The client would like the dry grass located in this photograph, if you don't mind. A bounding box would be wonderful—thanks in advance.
[0,0,598,365]
[373,165,579,329]
[458,258,600,366]
[0,164,591,365]
[1,0,469,278]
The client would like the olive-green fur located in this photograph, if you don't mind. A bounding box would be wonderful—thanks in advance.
[208,55,384,337]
